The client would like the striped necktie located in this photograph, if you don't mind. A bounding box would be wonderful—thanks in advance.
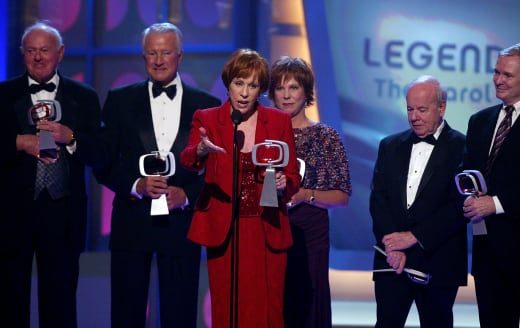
[484,105,514,178]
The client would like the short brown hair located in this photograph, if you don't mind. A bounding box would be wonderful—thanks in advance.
[269,56,315,107]
[221,48,270,94]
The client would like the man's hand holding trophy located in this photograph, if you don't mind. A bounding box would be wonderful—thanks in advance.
[28,100,71,161]
[139,151,176,216]
[455,170,489,235]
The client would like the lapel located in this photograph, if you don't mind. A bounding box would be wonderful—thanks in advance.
[482,105,501,152]
[135,81,158,152]
[254,104,270,143]
[11,75,35,133]
[55,76,77,129]
[15,92,35,134]
[397,132,414,209]
[173,83,194,155]
[212,101,272,155]
[215,100,236,153]
[178,82,194,129]
[415,123,452,199]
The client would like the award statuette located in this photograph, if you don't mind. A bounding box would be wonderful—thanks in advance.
[297,158,306,181]
[28,100,62,157]
[455,169,488,235]
[252,140,289,207]
[139,151,175,216]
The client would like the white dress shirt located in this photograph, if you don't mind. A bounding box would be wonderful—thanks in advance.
[406,121,444,208]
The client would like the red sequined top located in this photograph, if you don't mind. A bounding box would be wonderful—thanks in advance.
[239,152,261,217]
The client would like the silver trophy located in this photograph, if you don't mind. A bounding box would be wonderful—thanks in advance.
[286,158,306,208]
[297,158,306,181]
[139,151,175,216]
[455,170,488,235]
[28,100,62,155]
[252,140,289,207]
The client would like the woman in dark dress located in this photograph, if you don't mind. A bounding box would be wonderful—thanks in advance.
[269,56,352,328]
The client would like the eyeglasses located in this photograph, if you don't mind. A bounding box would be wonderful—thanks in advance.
[372,245,431,285]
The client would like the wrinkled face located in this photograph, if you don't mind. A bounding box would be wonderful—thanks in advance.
[406,82,445,138]
[493,55,520,106]
[273,77,306,118]
[228,74,261,116]
[22,29,64,83]
[143,31,183,85]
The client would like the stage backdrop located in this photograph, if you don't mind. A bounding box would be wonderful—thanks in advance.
[303,0,520,270]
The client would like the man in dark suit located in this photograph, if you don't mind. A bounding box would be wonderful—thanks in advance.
[94,22,221,328]
[370,75,468,328]
[461,43,520,328]
[0,22,102,328]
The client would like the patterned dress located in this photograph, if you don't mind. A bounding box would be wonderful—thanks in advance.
[284,123,352,328]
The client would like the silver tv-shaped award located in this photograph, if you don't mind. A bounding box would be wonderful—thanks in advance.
[297,158,306,181]
[252,140,289,207]
[139,151,175,216]
[28,100,62,153]
[455,169,488,235]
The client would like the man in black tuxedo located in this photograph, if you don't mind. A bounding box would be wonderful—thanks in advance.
[370,75,468,328]
[0,22,102,328]
[462,43,520,328]
[94,22,221,328]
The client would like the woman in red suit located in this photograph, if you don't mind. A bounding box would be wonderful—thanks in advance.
[180,48,301,328]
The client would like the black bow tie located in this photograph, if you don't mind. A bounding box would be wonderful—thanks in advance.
[152,83,177,99]
[411,134,437,145]
[29,82,56,94]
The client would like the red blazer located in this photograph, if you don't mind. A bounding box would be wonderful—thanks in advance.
[180,100,301,250]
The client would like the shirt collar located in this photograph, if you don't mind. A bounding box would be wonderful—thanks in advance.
[28,73,59,86]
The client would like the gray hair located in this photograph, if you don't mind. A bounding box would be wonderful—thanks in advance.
[408,75,447,106]
[142,22,183,53]
[20,21,63,48]
[499,43,520,57]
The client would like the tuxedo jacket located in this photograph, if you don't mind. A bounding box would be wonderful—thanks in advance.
[370,122,468,286]
[0,72,102,252]
[463,104,520,273]
[180,100,301,250]
[95,80,221,254]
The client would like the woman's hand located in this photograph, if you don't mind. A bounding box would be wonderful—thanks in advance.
[197,127,225,158]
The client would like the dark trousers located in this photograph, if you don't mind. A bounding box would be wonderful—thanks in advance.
[473,236,520,328]
[374,273,458,328]
[1,189,80,328]
[110,249,201,328]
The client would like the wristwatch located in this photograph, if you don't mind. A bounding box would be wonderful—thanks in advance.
[309,190,316,203]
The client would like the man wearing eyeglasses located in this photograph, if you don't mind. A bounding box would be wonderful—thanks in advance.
[369,75,469,328]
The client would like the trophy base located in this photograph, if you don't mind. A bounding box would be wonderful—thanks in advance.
[151,195,170,216]
[259,168,279,207]
[39,130,57,155]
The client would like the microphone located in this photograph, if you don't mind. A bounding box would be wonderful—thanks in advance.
[231,109,243,125]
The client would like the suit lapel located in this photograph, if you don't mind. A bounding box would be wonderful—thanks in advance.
[397,134,413,209]
[255,105,269,143]
[416,124,452,198]
[179,83,194,128]
[136,82,158,152]
[15,92,35,134]
[171,83,191,155]
[55,77,78,129]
